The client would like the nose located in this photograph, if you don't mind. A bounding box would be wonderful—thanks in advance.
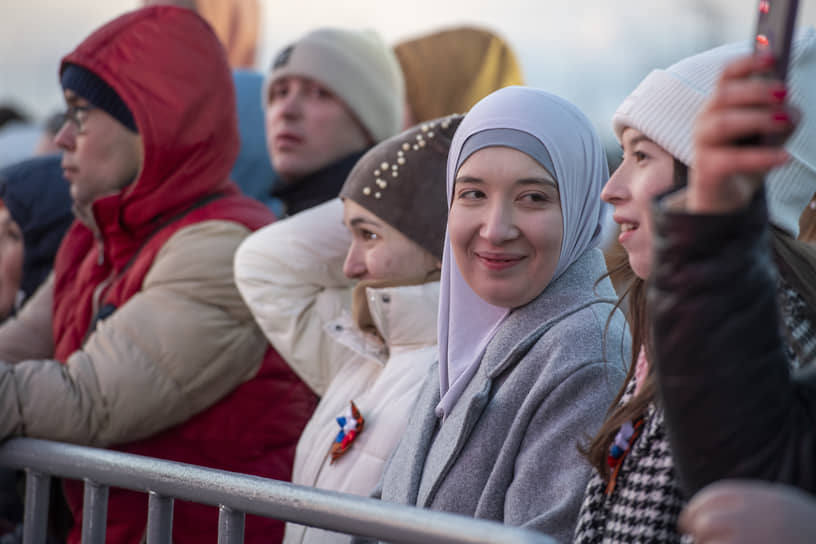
[480,199,519,245]
[53,120,76,151]
[601,164,630,205]
[276,89,303,120]
[343,241,367,279]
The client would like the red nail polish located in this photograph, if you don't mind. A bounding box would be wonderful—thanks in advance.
[771,88,787,101]
[772,111,790,123]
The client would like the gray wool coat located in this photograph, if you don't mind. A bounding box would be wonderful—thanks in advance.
[374,248,629,543]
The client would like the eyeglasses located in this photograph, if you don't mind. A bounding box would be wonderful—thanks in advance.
[63,104,96,133]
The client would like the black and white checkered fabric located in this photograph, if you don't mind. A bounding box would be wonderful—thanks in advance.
[574,380,688,544]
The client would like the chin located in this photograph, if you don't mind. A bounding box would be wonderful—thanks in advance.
[471,284,532,310]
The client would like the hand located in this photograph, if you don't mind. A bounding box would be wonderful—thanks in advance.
[688,54,797,214]
[680,480,816,543]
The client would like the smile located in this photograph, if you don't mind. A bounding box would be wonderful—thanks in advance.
[475,252,525,271]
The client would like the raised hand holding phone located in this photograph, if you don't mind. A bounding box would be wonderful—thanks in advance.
[688,0,799,214]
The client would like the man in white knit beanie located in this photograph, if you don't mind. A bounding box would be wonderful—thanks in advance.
[263,28,405,216]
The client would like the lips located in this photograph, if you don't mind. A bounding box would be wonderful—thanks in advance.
[475,251,525,271]
[61,164,77,179]
[274,131,304,149]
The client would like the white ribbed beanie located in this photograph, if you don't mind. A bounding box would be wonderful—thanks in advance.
[613,26,816,236]
[263,28,405,144]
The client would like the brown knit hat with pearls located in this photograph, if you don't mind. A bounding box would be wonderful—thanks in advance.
[340,114,463,260]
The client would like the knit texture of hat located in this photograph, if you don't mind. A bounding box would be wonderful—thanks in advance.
[612,26,816,237]
[340,114,463,260]
[394,26,524,122]
[265,28,404,143]
[61,64,138,133]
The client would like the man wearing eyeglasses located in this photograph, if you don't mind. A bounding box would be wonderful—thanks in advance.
[0,6,316,543]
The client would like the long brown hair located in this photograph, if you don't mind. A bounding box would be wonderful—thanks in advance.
[583,159,687,480]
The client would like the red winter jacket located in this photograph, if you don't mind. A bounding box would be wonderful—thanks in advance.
[50,7,316,543]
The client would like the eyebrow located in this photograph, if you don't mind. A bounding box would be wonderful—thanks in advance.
[454,175,558,188]
[348,217,383,228]
[621,134,653,150]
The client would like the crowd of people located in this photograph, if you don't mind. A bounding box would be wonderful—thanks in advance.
[0,1,814,543]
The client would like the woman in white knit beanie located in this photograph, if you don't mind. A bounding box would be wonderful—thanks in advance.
[575,27,816,543]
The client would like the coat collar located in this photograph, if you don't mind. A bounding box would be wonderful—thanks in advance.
[271,150,367,217]
[326,281,439,363]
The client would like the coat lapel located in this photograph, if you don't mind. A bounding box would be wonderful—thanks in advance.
[417,361,492,507]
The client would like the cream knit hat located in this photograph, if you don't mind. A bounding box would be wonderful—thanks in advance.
[264,28,404,144]
[612,26,816,236]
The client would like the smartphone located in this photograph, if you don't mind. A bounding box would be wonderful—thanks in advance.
[753,0,800,81]
[739,0,799,146]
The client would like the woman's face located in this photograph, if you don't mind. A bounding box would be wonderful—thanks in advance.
[449,146,563,309]
[0,206,23,319]
[601,127,676,280]
[343,199,440,282]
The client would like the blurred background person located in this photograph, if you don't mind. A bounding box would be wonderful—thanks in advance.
[263,27,404,217]
[393,26,523,126]
[0,156,73,321]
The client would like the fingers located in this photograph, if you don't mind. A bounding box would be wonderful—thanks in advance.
[718,53,775,83]
[695,105,795,148]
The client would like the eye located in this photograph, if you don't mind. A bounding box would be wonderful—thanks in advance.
[361,229,379,241]
[269,84,288,101]
[457,189,485,200]
[633,150,648,163]
[518,192,552,204]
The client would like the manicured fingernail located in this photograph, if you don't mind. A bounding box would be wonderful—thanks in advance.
[772,111,790,122]
[771,87,787,101]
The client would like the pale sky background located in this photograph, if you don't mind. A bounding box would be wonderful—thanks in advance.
[1,0,815,149]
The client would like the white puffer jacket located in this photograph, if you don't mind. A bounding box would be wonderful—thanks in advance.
[235,199,439,544]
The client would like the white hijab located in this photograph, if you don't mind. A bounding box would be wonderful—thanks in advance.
[436,86,609,418]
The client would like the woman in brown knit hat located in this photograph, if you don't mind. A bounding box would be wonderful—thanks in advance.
[235,115,462,544]
[394,26,524,126]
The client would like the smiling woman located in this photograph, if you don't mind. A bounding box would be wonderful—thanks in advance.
[374,86,629,543]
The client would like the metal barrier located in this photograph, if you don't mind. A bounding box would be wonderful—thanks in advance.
[0,438,555,544]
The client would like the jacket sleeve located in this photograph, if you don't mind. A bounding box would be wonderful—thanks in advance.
[0,220,267,446]
[234,198,354,396]
[649,189,816,496]
[0,274,55,363]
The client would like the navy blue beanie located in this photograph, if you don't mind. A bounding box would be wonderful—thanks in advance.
[61,64,138,133]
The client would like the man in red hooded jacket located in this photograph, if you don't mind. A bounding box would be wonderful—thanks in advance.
[0,6,316,543]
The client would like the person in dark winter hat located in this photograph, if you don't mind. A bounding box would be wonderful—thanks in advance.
[0,155,73,318]
[236,115,461,544]
[263,27,404,216]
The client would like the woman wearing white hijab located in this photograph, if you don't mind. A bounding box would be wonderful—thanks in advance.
[374,87,629,542]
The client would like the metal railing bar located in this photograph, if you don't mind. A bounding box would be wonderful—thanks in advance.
[146,491,173,544]
[22,470,50,544]
[82,479,108,544]
[0,438,554,544]
[217,505,245,544]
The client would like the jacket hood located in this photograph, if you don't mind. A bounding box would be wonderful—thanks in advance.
[0,155,74,303]
[59,6,239,257]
